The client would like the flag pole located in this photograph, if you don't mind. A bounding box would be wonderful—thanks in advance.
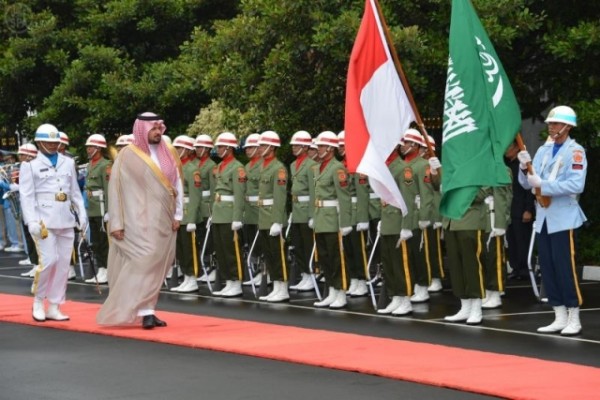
[371,0,436,158]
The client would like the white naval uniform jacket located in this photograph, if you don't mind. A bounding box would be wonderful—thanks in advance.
[518,137,587,234]
[19,153,87,229]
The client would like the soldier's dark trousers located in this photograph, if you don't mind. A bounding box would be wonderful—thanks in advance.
[260,230,287,281]
[213,223,243,280]
[381,234,414,297]
[315,232,345,290]
[445,229,485,299]
[483,234,506,292]
[176,226,195,276]
[89,216,108,268]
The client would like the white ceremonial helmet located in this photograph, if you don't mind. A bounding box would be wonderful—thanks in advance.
[545,105,577,127]
[173,135,195,150]
[290,130,312,146]
[315,131,339,148]
[85,134,107,148]
[215,132,238,148]
[258,130,281,147]
[194,134,214,148]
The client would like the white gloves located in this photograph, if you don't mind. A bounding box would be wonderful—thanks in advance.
[186,223,197,232]
[103,213,110,223]
[356,222,369,231]
[28,222,42,238]
[231,221,243,231]
[418,220,431,229]
[377,221,381,233]
[269,223,282,236]
[428,157,441,175]
[527,173,542,188]
[490,228,506,237]
[395,229,413,247]
[9,183,18,192]
[433,222,443,230]
[340,226,352,236]
[484,196,494,209]
[517,150,531,170]
[308,218,314,229]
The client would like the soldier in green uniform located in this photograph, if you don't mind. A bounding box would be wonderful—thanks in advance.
[377,137,417,316]
[193,134,217,284]
[211,132,246,297]
[312,131,352,309]
[84,134,112,284]
[287,130,317,292]
[170,135,202,293]
[255,131,289,302]
[443,186,492,325]
[337,130,369,297]
[421,135,445,293]
[398,130,435,304]
[482,177,512,309]
[241,133,263,287]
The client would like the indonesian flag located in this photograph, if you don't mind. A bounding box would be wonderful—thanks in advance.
[344,0,415,214]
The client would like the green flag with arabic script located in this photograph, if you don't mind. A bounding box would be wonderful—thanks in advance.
[440,0,521,219]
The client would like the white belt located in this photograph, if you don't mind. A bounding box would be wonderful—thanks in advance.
[369,193,380,199]
[202,190,211,197]
[351,197,358,203]
[315,199,339,208]
[36,193,68,202]
[294,195,310,203]
[90,190,104,197]
[215,194,234,202]
[246,195,259,202]
[258,199,274,206]
[184,196,190,204]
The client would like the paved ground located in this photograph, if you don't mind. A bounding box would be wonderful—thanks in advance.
[1,249,599,399]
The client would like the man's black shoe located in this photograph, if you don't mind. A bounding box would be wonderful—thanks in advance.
[142,315,155,329]
[153,315,167,327]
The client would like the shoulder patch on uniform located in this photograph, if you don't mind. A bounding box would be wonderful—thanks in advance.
[194,171,201,187]
[572,149,584,164]
[238,167,247,183]
[358,173,368,185]
[337,169,348,187]
[424,166,431,183]
[403,167,414,185]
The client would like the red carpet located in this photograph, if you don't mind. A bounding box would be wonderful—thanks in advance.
[1,293,598,400]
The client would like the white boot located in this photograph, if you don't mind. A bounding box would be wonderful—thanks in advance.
[178,275,199,293]
[314,287,337,307]
[410,284,430,303]
[466,298,482,325]
[427,278,443,293]
[170,275,188,292]
[19,258,33,266]
[243,273,263,286]
[561,307,582,336]
[21,265,38,277]
[67,265,77,281]
[391,296,413,316]
[32,298,45,322]
[213,280,233,296]
[482,290,502,309]
[268,281,290,302]
[259,281,280,301]
[46,303,69,321]
[377,296,402,314]
[537,306,568,333]
[329,289,347,309]
[85,267,107,284]
[346,279,358,295]
[289,274,307,290]
[351,280,369,297]
[199,269,216,283]
[297,275,315,292]
[222,280,243,297]
[445,299,473,322]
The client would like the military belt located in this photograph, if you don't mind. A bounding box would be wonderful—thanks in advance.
[369,193,380,199]
[201,190,211,197]
[258,199,274,206]
[89,190,104,197]
[36,193,69,202]
[315,199,339,208]
[215,194,234,202]
[292,195,310,203]
[351,197,358,203]
[183,196,190,204]
[246,195,259,202]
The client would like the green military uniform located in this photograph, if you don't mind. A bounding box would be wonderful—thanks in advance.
[85,157,112,269]
[212,155,246,281]
[380,154,416,297]
[442,187,491,299]
[175,158,202,277]
[289,154,316,281]
[396,155,433,290]
[243,157,262,256]
[313,158,352,290]
[484,178,512,293]
[258,156,288,281]
[343,169,369,285]
[195,155,216,264]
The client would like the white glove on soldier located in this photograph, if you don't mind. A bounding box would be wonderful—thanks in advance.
[490,228,506,237]
[28,222,42,238]
[396,229,413,247]
[484,196,494,209]
[186,223,197,232]
[79,218,88,234]
[9,183,18,192]
[340,226,352,236]
[269,223,282,236]
[418,220,431,229]
[433,222,443,230]
[527,174,542,188]
[103,213,110,223]
[377,221,381,233]
[356,222,369,231]
[517,150,532,170]
[428,157,441,175]
[231,221,243,231]
[308,218,314,229]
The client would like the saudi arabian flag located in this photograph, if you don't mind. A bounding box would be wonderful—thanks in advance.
[440,0,521,219]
